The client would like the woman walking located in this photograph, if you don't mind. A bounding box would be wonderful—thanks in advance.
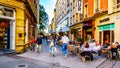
[49,36,55,57]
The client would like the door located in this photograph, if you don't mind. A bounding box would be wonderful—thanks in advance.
[103,31,110,44]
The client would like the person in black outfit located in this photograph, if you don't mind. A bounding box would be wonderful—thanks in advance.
[36,34,42,53]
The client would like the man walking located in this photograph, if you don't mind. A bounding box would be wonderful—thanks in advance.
[36,34,42,53]
[61,32,69,58]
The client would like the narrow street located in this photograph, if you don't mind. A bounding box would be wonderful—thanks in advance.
[17,40,106,68]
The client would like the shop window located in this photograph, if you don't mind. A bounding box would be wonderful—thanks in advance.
[103,31,110,43]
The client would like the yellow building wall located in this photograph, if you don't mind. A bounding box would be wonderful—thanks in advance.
[95,12,120,44]
[15,8,25,52]
[109,12,120,43]
[0,0,25,52]
[94,14,109,42]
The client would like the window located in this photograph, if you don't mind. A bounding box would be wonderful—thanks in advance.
[117,0,120,3]
[95,0,99,13]
[0,5,14,17]
[117,0,120,8]
[84,4,88,18]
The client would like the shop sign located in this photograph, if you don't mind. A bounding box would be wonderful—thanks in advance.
[77,0,83,13]
[83,22,92,26]
[86,28,92,32]
[98,23,114,31]
[100,18,109,23]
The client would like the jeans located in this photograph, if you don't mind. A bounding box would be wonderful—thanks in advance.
[62,43,68,55]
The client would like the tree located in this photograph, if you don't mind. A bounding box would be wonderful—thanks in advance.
[39,5,49,31]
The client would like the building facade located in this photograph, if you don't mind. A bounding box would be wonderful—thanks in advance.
[0,0,39,52]
[94,0,120,45]
[70,0,83,41]
[55,0,120,45]
[55,0,70,35]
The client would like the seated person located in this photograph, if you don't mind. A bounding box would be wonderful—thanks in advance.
[110,43,118,59]
[81,42,93,61]
[102,40,110,50]
[116,42,120,50]
[92,42,101,56]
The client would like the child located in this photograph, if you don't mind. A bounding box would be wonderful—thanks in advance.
[49,36,55,57]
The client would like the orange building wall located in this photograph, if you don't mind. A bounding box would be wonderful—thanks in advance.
[84,0,88,3]
[88,0,94,17]
[100,0,108,11]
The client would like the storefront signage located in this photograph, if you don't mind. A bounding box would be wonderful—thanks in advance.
[77,0,83,13]
[98,23,114,31]
[86,28,92,32]
[83,22,92,27]
[100,18,109,23]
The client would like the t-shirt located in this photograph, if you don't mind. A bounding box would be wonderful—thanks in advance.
[83,48,91,51]
[61,36,69,44]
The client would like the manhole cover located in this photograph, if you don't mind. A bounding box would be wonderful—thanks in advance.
[15,64,28,68]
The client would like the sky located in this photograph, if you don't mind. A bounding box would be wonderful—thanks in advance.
[40,0,57,25]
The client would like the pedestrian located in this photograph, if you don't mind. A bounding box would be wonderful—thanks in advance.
[30,36,36,52]
[49,36,56,57]
[36,34,42,53]
[61,32,70,58]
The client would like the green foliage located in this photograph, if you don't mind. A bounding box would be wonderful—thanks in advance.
[71,29,77,34]
[39,5,49,31]
[77,37,82,43]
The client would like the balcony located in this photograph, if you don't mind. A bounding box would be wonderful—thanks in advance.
[112,3,120,12]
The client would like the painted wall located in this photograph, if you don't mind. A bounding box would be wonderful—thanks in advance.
[100,0,108,11]
[95,12,120,44]
[88,0,94,17]
[0,0,37,52]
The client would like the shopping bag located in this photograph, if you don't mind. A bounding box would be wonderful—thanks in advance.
[54,47,57,53]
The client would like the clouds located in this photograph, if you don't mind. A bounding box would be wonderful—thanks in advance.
[40,0,57,25]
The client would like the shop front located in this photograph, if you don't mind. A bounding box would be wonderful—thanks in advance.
[70,23,82,42]
[98,23,115,45]
[0,5,15,50]
[82,20,95,42]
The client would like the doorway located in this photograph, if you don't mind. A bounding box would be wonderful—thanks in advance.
[99,30,114,45]
[0,19,15,50]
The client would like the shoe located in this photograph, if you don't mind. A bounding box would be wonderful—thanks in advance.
[64,54,67,59]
